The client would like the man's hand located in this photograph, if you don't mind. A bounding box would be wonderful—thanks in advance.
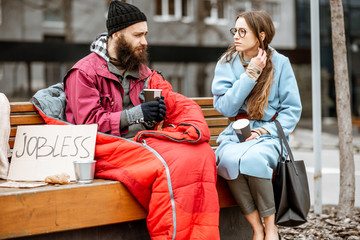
[156,98,167,122]
[141,98,167,123]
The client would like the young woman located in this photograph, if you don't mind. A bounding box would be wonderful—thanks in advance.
[211,11,302,240]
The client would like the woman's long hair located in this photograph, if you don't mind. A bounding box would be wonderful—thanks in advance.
[220,11,275,120]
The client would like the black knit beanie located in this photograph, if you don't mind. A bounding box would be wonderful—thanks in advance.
[106,0,147,36]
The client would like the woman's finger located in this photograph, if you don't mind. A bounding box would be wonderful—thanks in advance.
[260,51,267,63]
[245,132,258,141]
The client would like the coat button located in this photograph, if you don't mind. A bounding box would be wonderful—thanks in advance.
[257,71,260,74]
[102,65,105,68]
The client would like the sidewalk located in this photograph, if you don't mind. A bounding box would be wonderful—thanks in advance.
[290,117,360,207]
[292,117,360,151]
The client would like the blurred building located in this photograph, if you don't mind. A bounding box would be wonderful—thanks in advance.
[0,0,359,118]
[297,0,360,117]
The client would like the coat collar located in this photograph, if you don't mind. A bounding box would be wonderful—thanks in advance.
[92,53,152,82]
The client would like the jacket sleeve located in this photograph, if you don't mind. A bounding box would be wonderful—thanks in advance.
[65,69,122,136]
[134,72,210,144]
[164,91,211,140]
[212,60,256,117]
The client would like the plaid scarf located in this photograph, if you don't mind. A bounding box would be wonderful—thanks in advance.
[90,33,110,62]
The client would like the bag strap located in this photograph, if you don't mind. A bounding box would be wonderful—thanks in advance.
[274,120,299,175]
[276,122,285,161]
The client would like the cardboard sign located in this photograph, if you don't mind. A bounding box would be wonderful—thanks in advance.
[7,124,97,181]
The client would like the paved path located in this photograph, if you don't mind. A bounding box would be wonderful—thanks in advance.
[291,119,360,207]
[292,149,360,207]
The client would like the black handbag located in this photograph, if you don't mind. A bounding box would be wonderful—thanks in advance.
[273,120,310,227]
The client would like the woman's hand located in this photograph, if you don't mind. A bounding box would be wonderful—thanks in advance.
[245,131,260,141]
[249,48,267,69]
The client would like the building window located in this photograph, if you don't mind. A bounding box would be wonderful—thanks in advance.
[264,1,281,28]
[154,0,193,22]
[203,0,228,25]
[234,0,281,28]
[235,1,252,13]
[43,1,65,29]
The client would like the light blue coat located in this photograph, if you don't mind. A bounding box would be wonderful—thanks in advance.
[212,49,302,180]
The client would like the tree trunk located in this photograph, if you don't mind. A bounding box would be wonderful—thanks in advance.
[329,0,355,217]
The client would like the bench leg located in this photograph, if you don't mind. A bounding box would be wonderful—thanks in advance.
[220,206,253,240]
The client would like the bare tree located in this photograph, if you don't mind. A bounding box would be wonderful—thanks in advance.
[329,0,355,217]
[64,0,73,43]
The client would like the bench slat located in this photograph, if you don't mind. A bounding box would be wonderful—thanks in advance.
[191,97,213,106]
[209,137,218,147]
[206,117,229,127]
[10,115,45,126]
[202,108,223,117]
[10,102,37,113]
[210,127,226,136]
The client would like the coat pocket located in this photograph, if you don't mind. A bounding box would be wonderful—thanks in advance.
[99,94,114,111]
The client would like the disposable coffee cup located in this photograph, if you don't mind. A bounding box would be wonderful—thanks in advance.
[73,160,96,184]
[143,89,162,102]
[232,119,251,142]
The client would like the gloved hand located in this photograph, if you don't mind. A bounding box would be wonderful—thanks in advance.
[157,97,167,121]
[141,97,167,123]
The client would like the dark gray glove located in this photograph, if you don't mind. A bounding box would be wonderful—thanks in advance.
[141,98,167,123]
[157,98,167,121]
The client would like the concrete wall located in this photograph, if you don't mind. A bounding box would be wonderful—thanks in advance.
[72,0,107,43]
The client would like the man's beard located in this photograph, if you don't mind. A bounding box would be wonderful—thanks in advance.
[110,35,149,71]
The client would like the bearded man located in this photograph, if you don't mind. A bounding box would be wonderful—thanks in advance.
[65,3,162,138]
[62,1,220,239]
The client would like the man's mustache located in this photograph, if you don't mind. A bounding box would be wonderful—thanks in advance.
[135,46,147,51]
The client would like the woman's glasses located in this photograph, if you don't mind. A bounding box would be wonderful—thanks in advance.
[230,28,249,38]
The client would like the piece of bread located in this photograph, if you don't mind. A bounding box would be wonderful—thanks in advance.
[44,173,70,185]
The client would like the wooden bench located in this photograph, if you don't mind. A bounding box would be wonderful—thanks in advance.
[0,97,251,240]
[352,117,360,131]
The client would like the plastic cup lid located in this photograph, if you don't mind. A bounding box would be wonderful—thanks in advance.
[232,119,250,129]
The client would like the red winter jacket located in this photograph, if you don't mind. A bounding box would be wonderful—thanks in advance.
[36,64,220,239]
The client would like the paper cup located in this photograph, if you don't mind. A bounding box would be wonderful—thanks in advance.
[143,89,162,102]
[232,119,251,142]
[73,160,96,184]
